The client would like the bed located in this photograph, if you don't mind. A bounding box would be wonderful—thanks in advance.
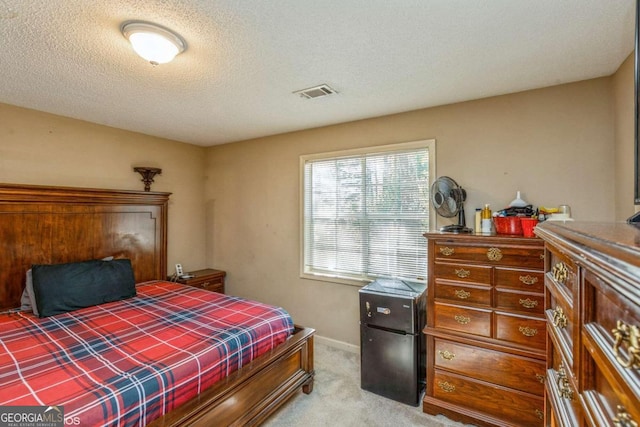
[0,183,314,426]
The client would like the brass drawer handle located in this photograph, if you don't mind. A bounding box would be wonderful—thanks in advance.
[487,247,503,261]
[202,281,211,287]
[455,268,470,278]
[440,247,455,256]
[437,381,455,393]
[553,306,567,329]
[552,262,568,285]
[519,275,538,285]
[519,298,538,309]
[454,289,471,299]
[535,373,545,384]
[535,409,543,420]
[557,366,573,400]
[519,326,538,337]
[540,253,545,260]
[613,405,638,427]
[612,320,640,368]
[438,350,455,361]
[454,315,471,325]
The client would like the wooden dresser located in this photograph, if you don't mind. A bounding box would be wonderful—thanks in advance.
[423,232,546,426]
[535,221,640,427]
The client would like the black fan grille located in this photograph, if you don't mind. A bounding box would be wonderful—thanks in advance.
[431,177,464,218]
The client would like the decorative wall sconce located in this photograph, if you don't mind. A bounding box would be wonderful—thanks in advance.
[133,167,162,192]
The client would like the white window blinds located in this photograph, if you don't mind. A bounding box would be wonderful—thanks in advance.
[302,142,432,284]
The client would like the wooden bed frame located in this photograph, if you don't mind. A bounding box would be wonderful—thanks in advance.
[0,183,314,426]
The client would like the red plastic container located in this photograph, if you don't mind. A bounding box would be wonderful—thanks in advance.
[520,217,539,238]
[493,216,523,235]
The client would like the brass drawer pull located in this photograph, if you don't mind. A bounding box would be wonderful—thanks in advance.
[552,262,568,285]
[535,373,545,384]
[613,405,638,427]
[535,409,543,420]
[612,320,640,368]
[487,247,503,261]
[519,275,538,285]
[454,315,471,325]
[440,247,455,256]
[438,350,455,361]
[202,281,211,287]
[519,326,538,337]
[557,366,573,400]
[454,289,471,299]
[437,381,455,393]
[552,306,568,329]
[519,298,538,309]
[455,268,470,278]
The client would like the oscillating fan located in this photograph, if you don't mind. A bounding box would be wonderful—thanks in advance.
[430,176,472,233]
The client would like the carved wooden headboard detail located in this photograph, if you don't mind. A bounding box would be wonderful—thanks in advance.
[0,184,170,311]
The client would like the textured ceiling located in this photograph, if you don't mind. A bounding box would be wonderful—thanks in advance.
[0,1,635,146]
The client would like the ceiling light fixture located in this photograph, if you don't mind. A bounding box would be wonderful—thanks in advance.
[121,21,186,65]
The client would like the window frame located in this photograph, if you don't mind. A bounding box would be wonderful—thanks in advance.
[299,139,436,286]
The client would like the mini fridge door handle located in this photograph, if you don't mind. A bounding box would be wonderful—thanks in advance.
[377,307,391,315]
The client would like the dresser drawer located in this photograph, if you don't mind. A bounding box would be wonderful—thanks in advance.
[198,281,224,293]
[433,262,491,285]
[434,302,491,337]
[495,268,544,293]
[546,283,575,372]
[176,269,226,294]
[582,269,640,383]
[496,289,544,316]
[546,247,577,304]
[434,281,491,306]
[433,338,545,395]
[579,269,640,426]
[434,241,544,269]
[432,370,544,426]
[546,342,582,427]
[495,312,546,350]
[580,341,640,427]
[185,275,223,289]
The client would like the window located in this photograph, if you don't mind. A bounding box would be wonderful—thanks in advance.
[300,140,435,285]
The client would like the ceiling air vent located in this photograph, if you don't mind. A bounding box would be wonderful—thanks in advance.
[293,84,337,99]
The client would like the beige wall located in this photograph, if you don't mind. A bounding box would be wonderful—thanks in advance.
[0,103,208,274]
[205,77,618,346]
[614,53,636,220]
[1,60,632,347]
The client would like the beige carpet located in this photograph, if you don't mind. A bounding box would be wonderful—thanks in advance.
[263,342,475,427]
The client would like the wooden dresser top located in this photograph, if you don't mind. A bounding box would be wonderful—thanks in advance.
[536,221,640,267]
[536,220,640,302]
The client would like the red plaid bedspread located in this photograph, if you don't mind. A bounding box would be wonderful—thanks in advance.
[0,281,294,426]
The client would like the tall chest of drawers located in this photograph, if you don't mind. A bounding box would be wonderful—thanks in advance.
[423,232,546,427]
[535,221,640,427]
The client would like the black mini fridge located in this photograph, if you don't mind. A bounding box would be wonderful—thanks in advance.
[359,278,426,406]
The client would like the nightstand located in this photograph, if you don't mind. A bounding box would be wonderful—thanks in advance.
[173,268,226,294]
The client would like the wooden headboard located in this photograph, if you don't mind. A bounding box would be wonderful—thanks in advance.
[0,184,170,310]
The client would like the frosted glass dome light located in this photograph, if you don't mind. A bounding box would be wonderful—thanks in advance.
[121,21,186,65]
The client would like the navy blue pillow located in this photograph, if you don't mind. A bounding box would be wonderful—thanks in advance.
[31,259,136,317]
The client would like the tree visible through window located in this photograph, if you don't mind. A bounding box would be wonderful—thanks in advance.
[301,140,434,284]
